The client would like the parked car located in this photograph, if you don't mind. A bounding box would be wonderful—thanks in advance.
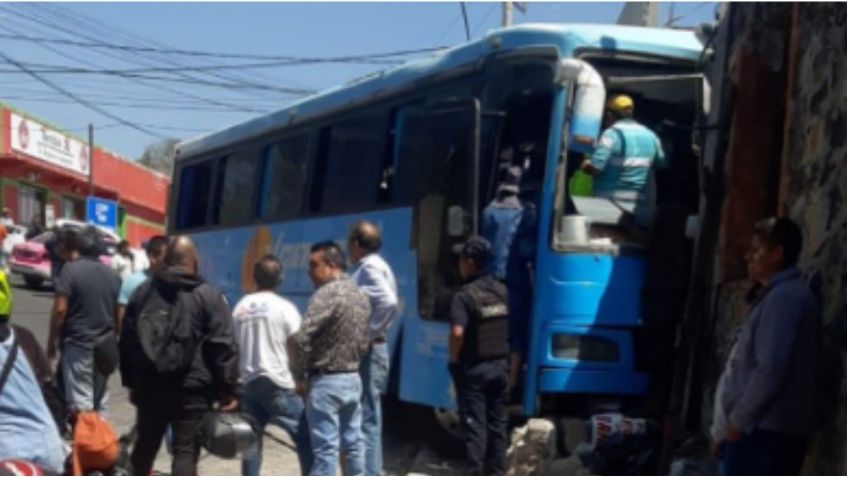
[9,219,123,289]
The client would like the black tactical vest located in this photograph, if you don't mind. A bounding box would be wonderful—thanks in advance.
[460,275,509,363]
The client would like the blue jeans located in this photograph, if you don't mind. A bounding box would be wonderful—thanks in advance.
[720,428,808,476]
[241,377,313,475]
[306,373,364,476]
[359,343,389,475]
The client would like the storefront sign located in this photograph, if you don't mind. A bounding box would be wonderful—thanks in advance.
[10,113,90,176]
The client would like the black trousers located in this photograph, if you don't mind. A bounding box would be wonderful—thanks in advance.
[130,391,210,476]
[455,359,509,476]
[721,428,809,475]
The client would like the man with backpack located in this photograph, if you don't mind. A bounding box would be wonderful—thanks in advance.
[120,235,239,476]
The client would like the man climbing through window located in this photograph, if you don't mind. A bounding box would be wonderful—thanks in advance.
[580,94,666,226]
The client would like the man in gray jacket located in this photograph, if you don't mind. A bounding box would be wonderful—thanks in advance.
[712,217,820,475]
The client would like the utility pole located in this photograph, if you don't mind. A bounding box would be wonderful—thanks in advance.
[665,2,677,28]
[88,123,94,198]
[502,1,512,27]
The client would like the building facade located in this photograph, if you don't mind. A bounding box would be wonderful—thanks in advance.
[0,104,170,245]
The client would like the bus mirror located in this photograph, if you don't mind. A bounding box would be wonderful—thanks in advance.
[447,206,467,237]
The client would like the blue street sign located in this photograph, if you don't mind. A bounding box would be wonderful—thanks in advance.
[86,196,118,232]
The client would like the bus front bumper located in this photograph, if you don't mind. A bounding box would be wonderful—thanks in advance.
[537,367,648,395]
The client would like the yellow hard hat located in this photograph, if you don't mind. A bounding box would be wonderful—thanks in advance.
[606,94,634,113]
[0,271,11,317]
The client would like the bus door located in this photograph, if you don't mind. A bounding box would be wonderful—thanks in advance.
[392,99,480,409]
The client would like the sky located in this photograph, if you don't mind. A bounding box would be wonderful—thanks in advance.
[0,2,718,160]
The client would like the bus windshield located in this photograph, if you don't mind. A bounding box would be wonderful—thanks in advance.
[553,53,703,252]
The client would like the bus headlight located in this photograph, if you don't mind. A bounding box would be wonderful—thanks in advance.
[552,334,620,363]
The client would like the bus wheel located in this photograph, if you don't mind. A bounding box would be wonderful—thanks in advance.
[409,404,464,458]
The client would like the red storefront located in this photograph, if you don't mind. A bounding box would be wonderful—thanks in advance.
[0,105,170,245]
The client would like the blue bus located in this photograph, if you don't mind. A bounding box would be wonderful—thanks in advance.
[170,23,705,448]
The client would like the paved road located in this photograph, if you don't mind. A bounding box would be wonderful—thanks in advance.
[5,273,449,475]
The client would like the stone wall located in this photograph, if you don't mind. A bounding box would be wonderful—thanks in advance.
[700,3,846,475]
[779,3,846,474]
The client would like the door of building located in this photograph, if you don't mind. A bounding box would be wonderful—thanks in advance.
[17,183,45,227]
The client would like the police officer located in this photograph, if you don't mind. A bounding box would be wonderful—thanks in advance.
[581,94,666,225]
[448,236,510,475]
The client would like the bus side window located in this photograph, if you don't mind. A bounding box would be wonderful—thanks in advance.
[394,106,475,321]
[312,110,389,215]
[259,135,310,221]
[216,150,258,227]
[176,160,215,230]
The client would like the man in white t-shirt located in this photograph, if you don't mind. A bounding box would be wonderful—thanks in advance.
[233,254,312,475]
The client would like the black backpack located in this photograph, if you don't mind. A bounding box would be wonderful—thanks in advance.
[135,282,196,375]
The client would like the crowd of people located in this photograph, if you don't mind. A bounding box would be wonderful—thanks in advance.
[0,219,406,476]
[0,91,824,477]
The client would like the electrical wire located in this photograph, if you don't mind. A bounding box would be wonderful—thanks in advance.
[0,32,444,64]
[0,17,276,113]
[473,3,500,37]
[0,50,165,138]
[0,94,271,113]
[0,60,316,95]
[0,16,266,112]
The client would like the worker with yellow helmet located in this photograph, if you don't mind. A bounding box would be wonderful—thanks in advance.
[580,94,666,224]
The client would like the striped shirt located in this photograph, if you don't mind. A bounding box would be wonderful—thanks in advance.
[590,119,666,200]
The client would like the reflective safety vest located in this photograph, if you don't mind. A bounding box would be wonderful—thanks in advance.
[589,119,666,201]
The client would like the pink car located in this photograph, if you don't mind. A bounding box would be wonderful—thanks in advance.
[9,221,118,289]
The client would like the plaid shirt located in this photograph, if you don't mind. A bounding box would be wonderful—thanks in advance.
[293,274,370,377]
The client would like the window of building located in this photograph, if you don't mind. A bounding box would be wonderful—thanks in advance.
[62,196,83,220]
[310,110,389,214]
[259,135,310,221]
[216,150,258,227]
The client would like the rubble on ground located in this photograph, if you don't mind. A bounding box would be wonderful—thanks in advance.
[506,418,557,475]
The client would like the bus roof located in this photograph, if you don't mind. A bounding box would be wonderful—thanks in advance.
[177,23,703,159]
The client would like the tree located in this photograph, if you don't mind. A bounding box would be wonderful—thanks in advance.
[137,137,179,176]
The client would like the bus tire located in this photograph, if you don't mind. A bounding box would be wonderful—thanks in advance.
[407,403,464,458]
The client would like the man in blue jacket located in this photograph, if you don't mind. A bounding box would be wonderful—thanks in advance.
[711,218,821,475]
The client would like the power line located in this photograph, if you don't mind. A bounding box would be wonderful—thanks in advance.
[0,94,271,113]
[2,85,280,106]
[0,60,316,95]
[0,12,272,113]
[473,3,500,37]
[2,5,295,100]
[64,122,214,133]
[432,10,463,47]
[37,1,313,94]
[0,50,165,138]
[0,32,444,64]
